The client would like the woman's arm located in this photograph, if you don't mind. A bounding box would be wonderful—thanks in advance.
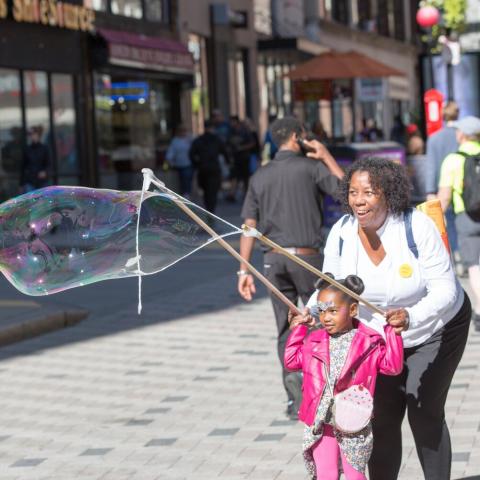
[284,325,308,372]
[405,211,459,330]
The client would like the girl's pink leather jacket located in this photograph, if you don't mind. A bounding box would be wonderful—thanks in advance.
[284,320,404,426]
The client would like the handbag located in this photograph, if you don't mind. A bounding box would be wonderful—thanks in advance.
[323,363,373,434]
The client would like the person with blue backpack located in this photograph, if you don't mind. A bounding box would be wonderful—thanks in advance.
[304,157,470,480]
[437,116,480,332]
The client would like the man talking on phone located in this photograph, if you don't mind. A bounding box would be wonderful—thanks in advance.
[238,116,343,420]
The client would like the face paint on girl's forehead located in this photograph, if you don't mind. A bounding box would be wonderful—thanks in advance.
[317,300,336,312]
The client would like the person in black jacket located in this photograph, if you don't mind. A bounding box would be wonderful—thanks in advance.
[21,126,50,193]
[238,116,344,419]
[189,119,228,214]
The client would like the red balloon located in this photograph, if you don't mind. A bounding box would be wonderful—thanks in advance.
[416,6,440,28]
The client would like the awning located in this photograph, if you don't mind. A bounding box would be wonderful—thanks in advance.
[287,50,405,80]
[97,28,194,75]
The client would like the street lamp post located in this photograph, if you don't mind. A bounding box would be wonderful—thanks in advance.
[416,5,440,90]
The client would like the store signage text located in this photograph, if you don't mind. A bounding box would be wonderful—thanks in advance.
[0,0,95,32]
[110,43,194,71]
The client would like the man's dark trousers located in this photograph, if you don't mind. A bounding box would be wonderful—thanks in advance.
[263,251,323,409]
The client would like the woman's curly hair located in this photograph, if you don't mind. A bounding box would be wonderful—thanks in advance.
[338,157,411,216]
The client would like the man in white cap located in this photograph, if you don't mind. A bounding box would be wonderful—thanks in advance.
[438,116,480,331]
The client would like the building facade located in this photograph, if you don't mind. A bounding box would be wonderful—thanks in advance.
[0,0,194,198]
[0,0,422,200]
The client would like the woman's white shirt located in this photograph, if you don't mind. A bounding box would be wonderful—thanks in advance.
[307,210,464,348]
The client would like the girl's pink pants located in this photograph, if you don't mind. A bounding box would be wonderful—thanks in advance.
[312,425,367,480]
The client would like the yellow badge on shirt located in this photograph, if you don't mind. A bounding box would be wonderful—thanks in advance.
[399,263,413,278]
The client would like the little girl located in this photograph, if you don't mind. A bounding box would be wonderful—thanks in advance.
[285,274,403,480]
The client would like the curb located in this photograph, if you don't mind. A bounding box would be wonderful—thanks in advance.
[0,309,89,347]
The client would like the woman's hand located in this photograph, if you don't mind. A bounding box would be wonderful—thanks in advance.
[386,308,410,334]
[288,307,316,329]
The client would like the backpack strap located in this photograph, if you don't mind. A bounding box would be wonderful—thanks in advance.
[404,208,419,259]
[338,214,351,256]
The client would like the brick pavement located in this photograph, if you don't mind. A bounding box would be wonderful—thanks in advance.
[0,271,479,479]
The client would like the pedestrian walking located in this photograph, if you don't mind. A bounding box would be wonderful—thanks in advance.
[227,116,256,201]
[309,157,470,480]
[405,131,427,203]
[285,274,403,480]
[438,116,480,331]
[238,116,344,419]
[189,119,227,214]
[426,101,460,260]
[165,124,193,198]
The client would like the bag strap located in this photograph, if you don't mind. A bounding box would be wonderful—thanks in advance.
[322,362,335,397]
[404,208,419,259]
[338,214,351,256]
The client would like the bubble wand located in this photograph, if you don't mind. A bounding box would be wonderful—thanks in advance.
[141,169,302,316]
[141,169,384,317]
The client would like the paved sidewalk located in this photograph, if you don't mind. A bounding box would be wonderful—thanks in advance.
[0,271,479,480]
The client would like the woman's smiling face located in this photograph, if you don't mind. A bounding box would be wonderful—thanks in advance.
[348,170,388,230]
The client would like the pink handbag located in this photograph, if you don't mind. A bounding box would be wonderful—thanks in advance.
[323,364,373,434]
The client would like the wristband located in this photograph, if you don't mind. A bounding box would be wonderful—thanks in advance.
[236,270,250,276]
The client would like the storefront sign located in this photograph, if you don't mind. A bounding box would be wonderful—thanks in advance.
[357,78,385,102]
[109,82,149,101]
[293,80,332,102]
[0,0,95,32]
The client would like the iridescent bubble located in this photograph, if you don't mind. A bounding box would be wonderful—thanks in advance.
[0,186,240,296]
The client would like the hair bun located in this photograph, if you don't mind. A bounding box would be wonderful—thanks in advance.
[344,275,365,295]
[314,272,335,291]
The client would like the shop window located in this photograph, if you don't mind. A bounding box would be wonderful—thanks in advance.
[0,69,23,201]
[52,74,78,181]
[145,0,169,22]
[23,71,52,189]
[94,73,174,190]
[24,71,50,142]
[111,0,142,19]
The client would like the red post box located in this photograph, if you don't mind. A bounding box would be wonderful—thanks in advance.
[424,89,444,137]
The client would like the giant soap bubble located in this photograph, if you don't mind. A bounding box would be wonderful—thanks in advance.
[0,185,240,296]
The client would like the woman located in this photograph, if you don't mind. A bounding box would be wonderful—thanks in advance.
[307,157,470,480]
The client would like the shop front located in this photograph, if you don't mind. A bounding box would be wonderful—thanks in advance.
[0,9,93,201]
[92,28,194,190]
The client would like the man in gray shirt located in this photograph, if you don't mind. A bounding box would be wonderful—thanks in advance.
[426,101,460,256]
[238,117,343,419]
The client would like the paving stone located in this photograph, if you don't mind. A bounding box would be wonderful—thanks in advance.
[145,438,177,447]
[0,277,478,479]
[126,419,154,426]
[208,428,240,436]
[79,448,113,456]
[452,452,470,462]
[10,458,46,467]
[143,408,171,415]
[254,433,286,442]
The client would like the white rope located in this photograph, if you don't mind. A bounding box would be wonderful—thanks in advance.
[141,168,242,234]
[135,172,152,315]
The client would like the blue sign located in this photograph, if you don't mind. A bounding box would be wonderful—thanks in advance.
[109,82,149,101]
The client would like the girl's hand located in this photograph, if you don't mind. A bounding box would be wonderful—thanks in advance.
[288,308,316,329]
[386,308,410,335]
